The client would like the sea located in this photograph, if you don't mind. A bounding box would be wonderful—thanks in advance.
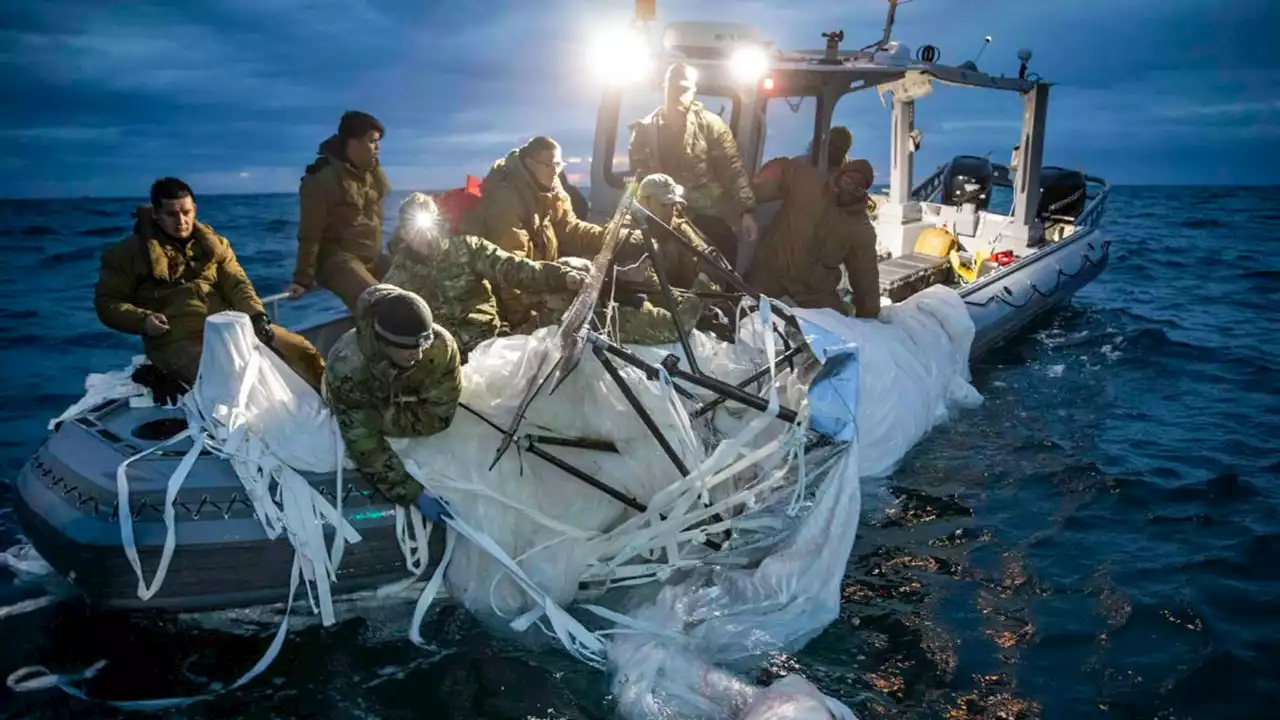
[0,186,1277,719]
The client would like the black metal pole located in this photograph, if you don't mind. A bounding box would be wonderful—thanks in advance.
[522,441,722,552]
[593,337,800,425]
[636,222,701,375]
[691,343,807,420]
[525,434,619,454]
[593,345,692,478]
[631,204,803,332]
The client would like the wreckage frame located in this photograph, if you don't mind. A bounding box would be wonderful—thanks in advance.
[467,185,828,552]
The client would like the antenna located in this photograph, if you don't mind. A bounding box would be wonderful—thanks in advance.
[877,0,900,51]
[973,35,993,64]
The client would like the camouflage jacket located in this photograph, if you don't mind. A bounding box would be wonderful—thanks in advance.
[529,274,714,346]
[628,101,756,220]
[294,135,392,287]
[457,149,606,330]
[95,205,265,354]
[384,231,575,358]
[323,285,463,506]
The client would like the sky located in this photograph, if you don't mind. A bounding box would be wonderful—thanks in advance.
[0,0,1277,198]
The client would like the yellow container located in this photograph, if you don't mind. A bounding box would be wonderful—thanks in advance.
[914,227,958,257]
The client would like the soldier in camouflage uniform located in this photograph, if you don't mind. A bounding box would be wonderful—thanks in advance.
[384,193,588,360]
[628,62,758,268]
[554,256,716,346]
[636,173,712,290]
[323,285,462,509]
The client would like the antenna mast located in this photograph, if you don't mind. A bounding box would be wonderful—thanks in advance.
[877,0,901,50]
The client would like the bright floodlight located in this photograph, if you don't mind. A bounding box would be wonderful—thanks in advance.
[729,45,769,84]
[588,26,652,85]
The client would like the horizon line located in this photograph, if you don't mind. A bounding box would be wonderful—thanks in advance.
[3,181,1279,202]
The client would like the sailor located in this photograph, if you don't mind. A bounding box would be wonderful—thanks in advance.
[555,256,716,346]
[635,173,712,291]
[746,157,881,318]
[94,177,326,399]
[323,285,461,519]
[627,62,758,269]
[285,110,392,312]
[384,193,589,361]
[457,136,613,334]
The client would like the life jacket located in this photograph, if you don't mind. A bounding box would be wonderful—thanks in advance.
[436,175,484,234]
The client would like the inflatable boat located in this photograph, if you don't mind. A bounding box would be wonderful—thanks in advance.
[11,13,1111,618]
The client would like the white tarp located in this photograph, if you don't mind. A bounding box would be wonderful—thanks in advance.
[27,286,981,718]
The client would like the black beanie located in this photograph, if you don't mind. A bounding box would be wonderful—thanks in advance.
[373,294,433,347]
[338,110,385,140]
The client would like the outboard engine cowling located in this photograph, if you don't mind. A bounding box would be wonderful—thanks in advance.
[940,155,994,211]
[1037,167,1088,220]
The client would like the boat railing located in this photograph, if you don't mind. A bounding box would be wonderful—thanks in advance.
[910,163,948,203]
[1076,175,1110,230]
[260,292,292,322]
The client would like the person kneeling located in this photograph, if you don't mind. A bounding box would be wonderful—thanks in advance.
[94,177,325,404]
[323,285,461,519]
[384,193,587,361]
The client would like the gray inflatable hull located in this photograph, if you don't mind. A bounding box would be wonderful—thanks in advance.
[13,402,442,612]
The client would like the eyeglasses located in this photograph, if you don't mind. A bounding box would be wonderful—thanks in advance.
[529,156,566,173]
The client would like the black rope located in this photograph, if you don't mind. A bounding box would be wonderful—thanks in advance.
[963,240,1109,311]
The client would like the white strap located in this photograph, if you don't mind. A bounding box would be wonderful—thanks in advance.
[6,554,304,710]
[116,429,203,601]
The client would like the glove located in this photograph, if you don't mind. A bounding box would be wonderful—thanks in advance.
[414,490,453,524]
[131,364,189,407]
[250,313,275,345]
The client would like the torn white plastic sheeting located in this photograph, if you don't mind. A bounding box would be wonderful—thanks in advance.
[756,285,982,478]
[390,287,976,718]
[48,354,152,429]
[113,312,361,627]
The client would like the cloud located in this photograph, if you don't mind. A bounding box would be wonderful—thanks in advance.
[1,0,1278,196]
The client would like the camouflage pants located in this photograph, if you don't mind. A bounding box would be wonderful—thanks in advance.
[317,252,392,312]
[149,324,326,391]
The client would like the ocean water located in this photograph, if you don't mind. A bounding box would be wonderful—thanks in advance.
[1,187,1278,718]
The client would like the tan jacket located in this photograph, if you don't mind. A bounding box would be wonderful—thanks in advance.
[95,206,266,354]
[628,101,756,221]
[457,149,606,330]
[294,135,392,287]
[747,157,880,317]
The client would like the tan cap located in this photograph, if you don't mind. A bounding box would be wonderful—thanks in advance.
[638,173,686,207]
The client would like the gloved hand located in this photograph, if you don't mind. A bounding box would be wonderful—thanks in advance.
[131,364,190,407]
[414,490,453,524]
[250,313,275,345]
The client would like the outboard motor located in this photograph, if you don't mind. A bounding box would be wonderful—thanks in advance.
[1037,167,1088,220]
[940,155,994,211]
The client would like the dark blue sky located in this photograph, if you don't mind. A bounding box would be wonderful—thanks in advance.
[1,0,1277,198]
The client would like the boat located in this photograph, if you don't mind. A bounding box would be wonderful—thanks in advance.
[11,1,1109,618]
[583,10,1111,359]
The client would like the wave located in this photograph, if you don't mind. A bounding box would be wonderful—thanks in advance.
[18,225,59,237]
[77,225,127,238]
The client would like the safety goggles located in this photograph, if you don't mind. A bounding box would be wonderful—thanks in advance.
[373,320,434,350]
